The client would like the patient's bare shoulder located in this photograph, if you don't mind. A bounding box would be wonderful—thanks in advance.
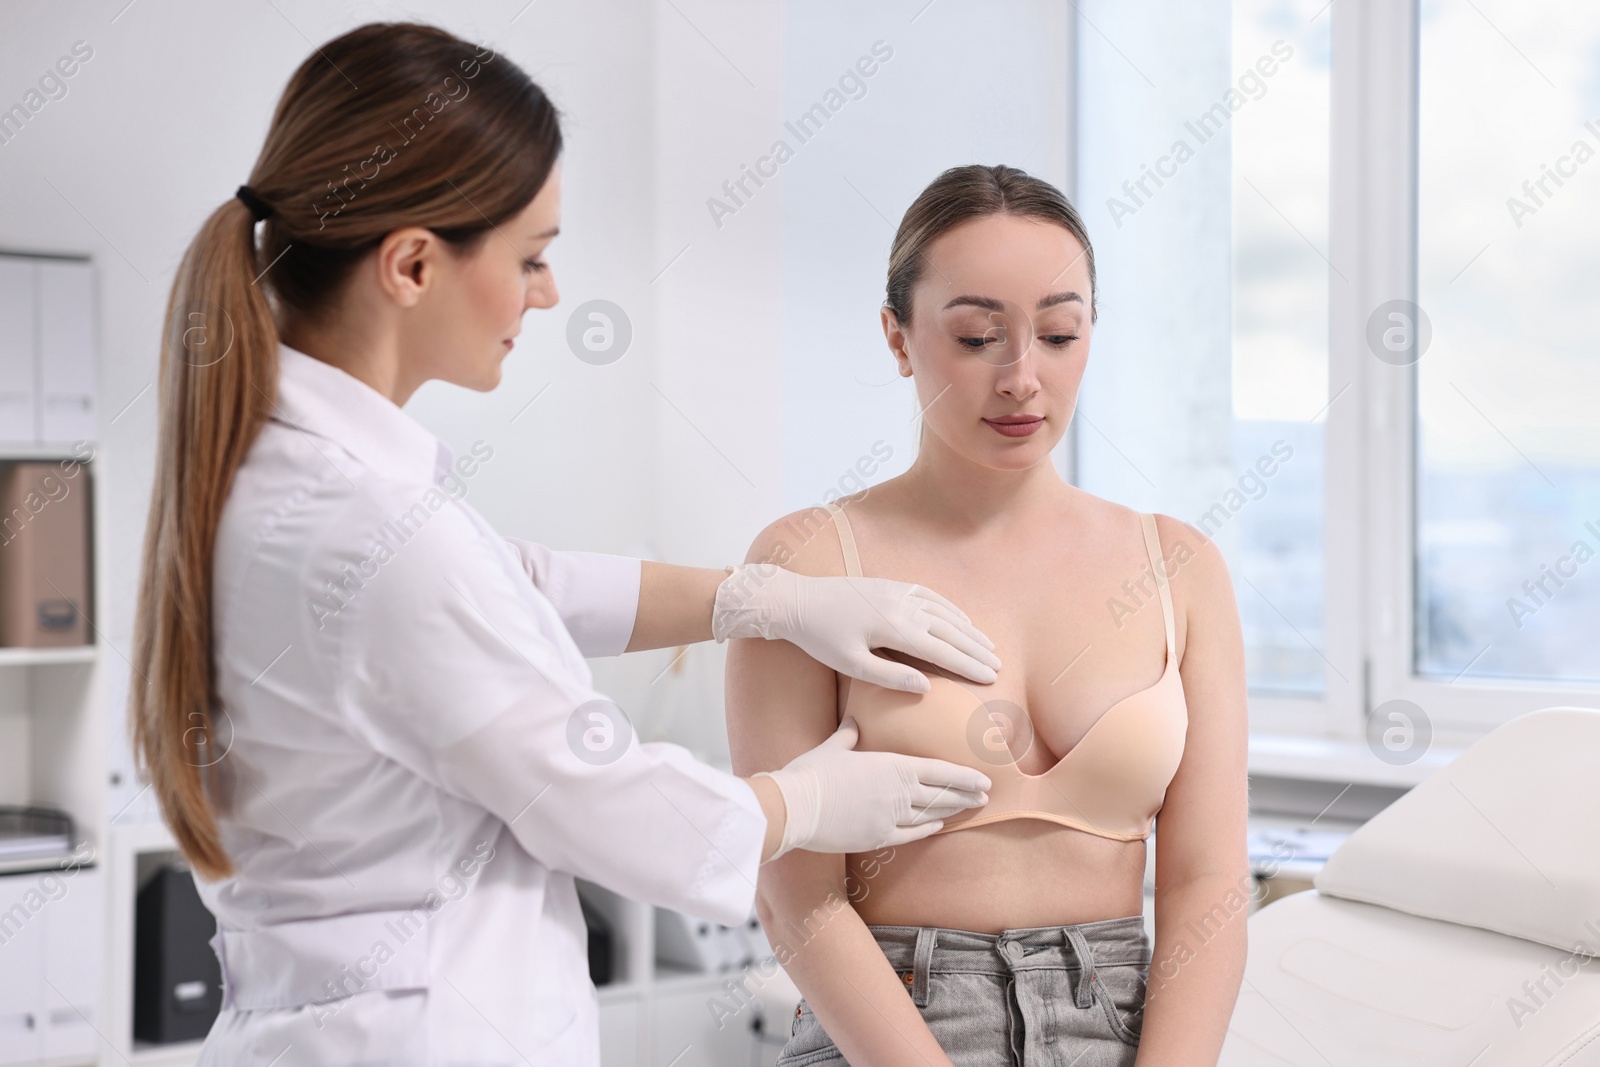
[742,504,852,579]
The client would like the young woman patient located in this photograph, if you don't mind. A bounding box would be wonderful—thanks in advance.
[726,165,1249,1066]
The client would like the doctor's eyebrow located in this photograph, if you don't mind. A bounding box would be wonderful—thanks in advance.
[942,291,1085,312]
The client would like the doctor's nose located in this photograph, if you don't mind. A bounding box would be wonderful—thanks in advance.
[527,272,559,311]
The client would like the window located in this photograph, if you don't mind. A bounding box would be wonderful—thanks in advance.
[1073,0,1332,698]
[1073,0,1600,744]
[1415,1,1600,685]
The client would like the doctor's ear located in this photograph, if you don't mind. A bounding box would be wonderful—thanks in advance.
[372,226,441,308]
[880,305,913,377]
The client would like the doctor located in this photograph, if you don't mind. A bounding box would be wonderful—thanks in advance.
[128,20,997,1066]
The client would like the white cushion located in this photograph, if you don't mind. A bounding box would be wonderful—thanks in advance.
[1314,706,1600,955]
[1222,890,1600,1066]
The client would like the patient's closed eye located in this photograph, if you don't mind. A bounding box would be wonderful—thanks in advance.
[955,333,1078,349]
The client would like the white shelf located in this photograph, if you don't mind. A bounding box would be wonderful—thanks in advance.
[597,979,649,1002]
[0,443,92,462]
[0,851,89,877]
[129,1040,203,1067]
[0,645,98,667]
[1248,731,1462,787]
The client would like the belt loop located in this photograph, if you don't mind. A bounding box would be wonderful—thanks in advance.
[1063,925,1095,1009]
[911,927,938,1008]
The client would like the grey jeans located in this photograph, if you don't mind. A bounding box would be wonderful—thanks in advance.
[778,915,1150,1067]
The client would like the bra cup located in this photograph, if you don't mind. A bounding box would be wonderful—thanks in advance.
[846,674,982,763]
[1040,667,1189,836]
[827,503,1189,843]
[846,664,1188,840]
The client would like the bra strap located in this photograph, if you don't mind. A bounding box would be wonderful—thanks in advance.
[1139,512,1176,659]
[823,502,863,578]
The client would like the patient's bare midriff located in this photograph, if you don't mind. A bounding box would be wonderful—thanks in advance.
[845,821,1147,932]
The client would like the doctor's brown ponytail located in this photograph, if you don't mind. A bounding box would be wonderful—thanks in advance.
[130,22,562,879]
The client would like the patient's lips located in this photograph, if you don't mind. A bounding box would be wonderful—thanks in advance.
[983,414,1044,438]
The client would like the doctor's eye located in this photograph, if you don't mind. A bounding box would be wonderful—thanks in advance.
[522,257,548,274]
[1041,334,1080,348]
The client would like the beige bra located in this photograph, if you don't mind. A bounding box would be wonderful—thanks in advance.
[824,503,1189,842]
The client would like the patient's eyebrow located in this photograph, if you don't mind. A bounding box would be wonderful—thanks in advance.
[1036,291,1084,311]
[942,291,1085,312]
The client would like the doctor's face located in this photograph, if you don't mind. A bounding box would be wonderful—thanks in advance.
[883,214,1093,473]
[413,162,563,392]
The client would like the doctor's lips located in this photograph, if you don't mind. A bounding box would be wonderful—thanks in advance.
[983,414,1044,438]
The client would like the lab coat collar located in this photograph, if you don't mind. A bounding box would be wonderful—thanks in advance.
[271,342,453,487]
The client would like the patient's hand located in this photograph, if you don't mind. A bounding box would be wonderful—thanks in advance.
[713,565,1002,691]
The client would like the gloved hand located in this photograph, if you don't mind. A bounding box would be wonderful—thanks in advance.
[753,718,992,860]
[712,564,1001,692]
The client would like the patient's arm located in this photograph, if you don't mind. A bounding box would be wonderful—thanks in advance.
[1141,516,1251,1065]
[727,509,957,1067]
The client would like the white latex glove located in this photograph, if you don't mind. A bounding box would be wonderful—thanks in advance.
[754,718,992,859]
[712,564,1001,692]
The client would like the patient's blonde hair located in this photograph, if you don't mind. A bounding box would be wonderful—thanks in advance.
[885,164,1098,325]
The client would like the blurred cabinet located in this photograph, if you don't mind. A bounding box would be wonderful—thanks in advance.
[0,254,96,447]
[0,867,102,1065]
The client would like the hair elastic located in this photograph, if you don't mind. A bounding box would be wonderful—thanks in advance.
[235,184,273,222]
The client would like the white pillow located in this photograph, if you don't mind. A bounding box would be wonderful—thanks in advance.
[1314,706,1600,956]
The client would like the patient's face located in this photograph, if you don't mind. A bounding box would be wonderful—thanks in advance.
[887,213,1092,472]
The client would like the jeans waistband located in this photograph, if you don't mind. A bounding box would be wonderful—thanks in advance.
[866,915,1150,1010]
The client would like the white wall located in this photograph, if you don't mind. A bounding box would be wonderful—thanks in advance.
[0,0,1072,779]
[779,0,1072,510]
[649,0,1074,759]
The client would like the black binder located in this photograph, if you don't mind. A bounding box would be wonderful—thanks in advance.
[133,862,222,1044]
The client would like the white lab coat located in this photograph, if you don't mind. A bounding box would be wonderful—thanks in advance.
[195,343,765,1066]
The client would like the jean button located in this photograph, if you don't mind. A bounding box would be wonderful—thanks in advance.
[1004,941,1024,961]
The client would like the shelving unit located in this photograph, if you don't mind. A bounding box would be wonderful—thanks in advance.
[103,823,202,1067]
[0,444,107,1067]
[1,248,113,1067]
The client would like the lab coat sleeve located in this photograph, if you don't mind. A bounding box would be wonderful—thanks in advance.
[500,536,642,657]
[334,506,762,926]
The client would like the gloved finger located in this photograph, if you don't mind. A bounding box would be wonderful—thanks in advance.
[907,617,1002,681]
[922,615,1002,670]
[895,754,993,795]
[880,821,943,846]
[908,607,1004,675]
[825,716,861,750]
[909,780,989,810]
[902,584,982,635]
[905,782,988,820]
[906,589,998,652]
[836,650,932,694]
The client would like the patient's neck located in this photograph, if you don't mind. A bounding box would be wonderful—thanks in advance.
[899,433,1068,532]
